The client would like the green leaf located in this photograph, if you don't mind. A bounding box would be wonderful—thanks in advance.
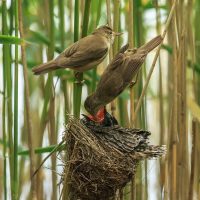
[0,35,24,44]
[18,144,65,156]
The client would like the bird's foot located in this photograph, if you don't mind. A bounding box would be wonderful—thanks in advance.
[129,72,139,88]
[129,80,137,88]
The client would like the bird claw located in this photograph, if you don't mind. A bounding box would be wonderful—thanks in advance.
[129,80,137,88]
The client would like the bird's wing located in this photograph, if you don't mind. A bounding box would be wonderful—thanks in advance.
[58,36,108,67]
[94,52,126,104]
[103,44,128,71]
[96,71,124,105]
[122,53,146,84]
[64,41,79,57]
[139,35,162,53]
[68,47,108,66]
[105,52,125,71]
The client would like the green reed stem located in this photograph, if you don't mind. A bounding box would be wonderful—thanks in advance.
[18,0,37,198]
[2,3,8,199]
[113,0,120,56]
[2,1,14,198]
[91,0,102,92]
[73,0,80,117]
[13,0,19,198]
[59,0,70,123]
[74,0,79,42]
[73,0,91,117]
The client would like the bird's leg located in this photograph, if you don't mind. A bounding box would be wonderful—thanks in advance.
[74,72,85,85]
[129,72,139,88]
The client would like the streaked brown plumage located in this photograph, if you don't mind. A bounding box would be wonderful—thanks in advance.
[84,35,163,119]
[81,113,166,155]
[32,25,122,75]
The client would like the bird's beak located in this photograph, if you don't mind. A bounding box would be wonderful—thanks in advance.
[88,107,105,123]
[113,31,123,36]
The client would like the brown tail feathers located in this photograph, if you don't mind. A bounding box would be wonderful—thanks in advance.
[139,35,163,53]
[32,60,59,75]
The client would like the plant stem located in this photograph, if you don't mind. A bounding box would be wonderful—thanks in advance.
[59,0,70,123]
[133,0,177,122]
[73,0,80,117]
[73,0,91,117]
[13,0,19,198]
[111,0,120,116]
[2,1,14,198]
[129,0,135,129]
[47,1,57,199]
[2,2,8,199]
[91,0,102,92]
[18,1,37,198]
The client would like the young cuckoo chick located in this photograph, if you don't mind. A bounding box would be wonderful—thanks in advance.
[32,25,122,75]
[84,35,163,122]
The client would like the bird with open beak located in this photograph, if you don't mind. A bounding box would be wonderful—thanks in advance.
[84,35,163,123]
[32,25,122,75]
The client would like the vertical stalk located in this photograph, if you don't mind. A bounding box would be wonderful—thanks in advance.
[2,1,14,198]
[18,1,37,199]
[155,1,165,198]
[13,0,19,199]
[91,0,102,92]
[73,0,80,117]
[2,2,8,199]
[176,2,188,199]
[47,1,57,199]
[132,1,144,199]
[111,0,120,116]
[59,0,70,123]
[194,1,200,198]
[2,65,7,200]
[169,2,178,199]
[74,0,80,43]
[113,0,120,56]
[188,119,197,200]
[73,0,91,117]
[128,0,134,126]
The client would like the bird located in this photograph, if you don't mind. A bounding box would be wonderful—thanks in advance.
[32,25,122,75]
[81,113,166,156]
[81,109,118,127]
[84,35,163,122]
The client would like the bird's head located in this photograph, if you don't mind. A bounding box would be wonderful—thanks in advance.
[94,25,123,43]
[84,95,105,123]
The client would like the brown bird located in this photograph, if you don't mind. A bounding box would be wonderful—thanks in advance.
[84,35,163,122]
[32,25,122,75]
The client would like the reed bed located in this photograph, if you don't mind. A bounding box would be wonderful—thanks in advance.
[0,0,200,199]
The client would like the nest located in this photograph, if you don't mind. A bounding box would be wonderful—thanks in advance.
[61,116,166,200]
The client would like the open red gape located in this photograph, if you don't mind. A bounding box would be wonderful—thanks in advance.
[88,107,105,123]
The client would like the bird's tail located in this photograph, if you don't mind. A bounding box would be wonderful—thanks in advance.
[139,35,163,53]
[32,60,59,75]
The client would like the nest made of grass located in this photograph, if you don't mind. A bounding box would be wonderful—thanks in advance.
[60,116,165,200]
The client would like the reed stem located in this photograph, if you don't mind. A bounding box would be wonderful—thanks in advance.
[13,0,19,198]
[2,1,14,198]
[18,1,37,198]
[133,0,177,122]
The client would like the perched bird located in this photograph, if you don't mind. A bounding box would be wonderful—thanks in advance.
[84,35,163,122]
[81,114,166,156]
[32,25,122,75]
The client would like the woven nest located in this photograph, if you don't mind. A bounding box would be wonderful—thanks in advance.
[61,116,166,200]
